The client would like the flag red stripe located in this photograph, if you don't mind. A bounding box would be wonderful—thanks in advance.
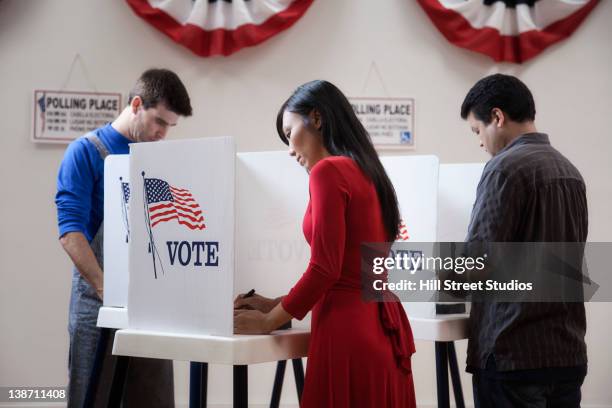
[173,195,194,202]
[150,208,177,221]
[149,202,174,212]
[171,191,193,199]
[174,203,202,216]
[173,201,199,209]
[170,188,192,196]
[149,206,203,224]
[175,211,204,223]
[175,211,204,222]
[172,190,194,197]
[174,200,199,208]
[151,214,178,227]
[170,186,189,193]
[151,214,205,229]
[177,219,206,230]
[174,197,196,204]
[172,192,196,202]
[173,202,200,211]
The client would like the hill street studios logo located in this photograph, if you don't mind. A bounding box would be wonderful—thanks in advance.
[142,172,219,279]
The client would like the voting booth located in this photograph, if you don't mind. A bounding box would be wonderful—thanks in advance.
[381,155,439,242]
[235,152,311,327]
[127,137,235,336]
[403,162,484,317]
[438,163,485,242]
[103,141,485,334]
[103,155,130,308]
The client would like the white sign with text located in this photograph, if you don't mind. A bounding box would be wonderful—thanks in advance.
[33,90,121,143]
[350,97,415,149]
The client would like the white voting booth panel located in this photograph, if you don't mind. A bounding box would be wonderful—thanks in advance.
[235,153,441,323]
[381,155,439,242]
[380,156,440,318]
[434,162,485,318]
[128,137,235,336]
[237,154,445,320]
[437,163,485,242]
[235,152,310,327]
[103,155,130,308]
[105,150,482,334]
[409,162,484,318]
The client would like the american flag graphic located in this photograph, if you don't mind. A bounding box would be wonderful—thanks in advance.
[144,178,206,230]
[397,219,409,241]
[122,182,131,204]
[120,180,131,243]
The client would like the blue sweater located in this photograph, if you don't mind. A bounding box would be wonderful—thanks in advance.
[55,124,131,242]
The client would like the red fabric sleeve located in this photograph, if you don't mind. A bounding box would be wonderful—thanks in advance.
[282,160,349,320]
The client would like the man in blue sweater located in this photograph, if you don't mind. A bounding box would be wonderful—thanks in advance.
[56,68,192,407]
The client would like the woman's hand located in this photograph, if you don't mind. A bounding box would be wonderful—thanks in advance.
[234,293,280,313]
[234,300,294,334]
[234,309,273,334]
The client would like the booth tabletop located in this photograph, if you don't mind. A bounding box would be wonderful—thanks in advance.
[111,315,468,365]
[97,306,129,330]
[112,328,311,365]
[410,315,469,342]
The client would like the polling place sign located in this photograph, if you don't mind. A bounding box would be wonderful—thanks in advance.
[33,90,121,143]
[350,97,415,149]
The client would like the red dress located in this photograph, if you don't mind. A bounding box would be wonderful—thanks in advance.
[282,156,416,407]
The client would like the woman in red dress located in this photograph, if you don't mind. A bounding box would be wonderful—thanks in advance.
[234,80,416,407]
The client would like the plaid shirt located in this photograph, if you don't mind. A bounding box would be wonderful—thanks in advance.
[466,133,588,372]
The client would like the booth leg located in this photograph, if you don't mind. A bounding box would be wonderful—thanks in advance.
[291,358,305,402]
[447,342,465,408]
[189,362,208,408]
[233,365,248,408]
[270,360,287,408]
[435,341,450,408]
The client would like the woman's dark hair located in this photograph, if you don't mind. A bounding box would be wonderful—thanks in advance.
[461,73,535,124]
[276,80,400,240]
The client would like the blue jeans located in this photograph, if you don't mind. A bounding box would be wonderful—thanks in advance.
[67,269,175,407]
[472,357,584,408]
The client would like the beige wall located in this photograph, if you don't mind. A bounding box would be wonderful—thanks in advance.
[0,0,611,406]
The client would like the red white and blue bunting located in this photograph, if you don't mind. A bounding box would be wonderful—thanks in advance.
[126,0,314,57]
[417,0,599,63]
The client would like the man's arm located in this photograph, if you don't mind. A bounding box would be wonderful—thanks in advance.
[60,232,104,300]
[56,139,103,298]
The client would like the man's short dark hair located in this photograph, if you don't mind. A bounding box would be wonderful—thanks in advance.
[460,74,535,124]
[128,68,192,116]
